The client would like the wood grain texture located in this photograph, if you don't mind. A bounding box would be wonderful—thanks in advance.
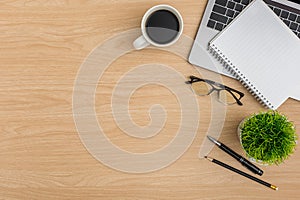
[0,0,299,199]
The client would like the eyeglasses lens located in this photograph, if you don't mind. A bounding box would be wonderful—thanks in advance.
[218,90,239,105]
[191,81,212,96]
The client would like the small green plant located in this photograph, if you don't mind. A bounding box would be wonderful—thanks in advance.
[239,110,297,165]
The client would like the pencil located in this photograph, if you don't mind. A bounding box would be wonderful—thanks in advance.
[205,156,278,191]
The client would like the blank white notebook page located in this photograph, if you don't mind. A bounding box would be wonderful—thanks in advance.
[209,0,300,109]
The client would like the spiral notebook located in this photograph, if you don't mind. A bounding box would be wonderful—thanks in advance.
[209,0,300,110]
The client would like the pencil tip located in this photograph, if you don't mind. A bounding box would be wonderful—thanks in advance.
[204,156,213,161]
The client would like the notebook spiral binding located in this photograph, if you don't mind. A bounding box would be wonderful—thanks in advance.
[208,44,274,110]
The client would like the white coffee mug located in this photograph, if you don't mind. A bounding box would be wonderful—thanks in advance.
[133,4,184,50]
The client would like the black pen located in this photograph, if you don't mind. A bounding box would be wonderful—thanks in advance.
[205,156,278,191]
[207,135,263,176]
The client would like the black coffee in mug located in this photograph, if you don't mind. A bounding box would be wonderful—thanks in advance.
[133,5,183,50]
[145,9,180,44]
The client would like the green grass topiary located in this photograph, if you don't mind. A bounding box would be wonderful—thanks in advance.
[239,110,297,165]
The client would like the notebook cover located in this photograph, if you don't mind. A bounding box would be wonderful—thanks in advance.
[209,0,300,109]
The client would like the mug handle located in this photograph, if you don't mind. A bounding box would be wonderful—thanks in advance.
[133,35,150,50]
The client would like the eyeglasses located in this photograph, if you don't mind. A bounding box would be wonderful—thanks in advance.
[185,75,244,106]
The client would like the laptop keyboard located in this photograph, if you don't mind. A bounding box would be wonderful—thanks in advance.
[207,0,300,38]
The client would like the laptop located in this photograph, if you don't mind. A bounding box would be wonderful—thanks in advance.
[189,0,300,78]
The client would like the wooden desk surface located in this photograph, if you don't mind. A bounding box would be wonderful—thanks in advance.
[1,0,299,199]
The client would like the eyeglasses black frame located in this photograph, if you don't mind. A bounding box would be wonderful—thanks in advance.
[185,75,244,106]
